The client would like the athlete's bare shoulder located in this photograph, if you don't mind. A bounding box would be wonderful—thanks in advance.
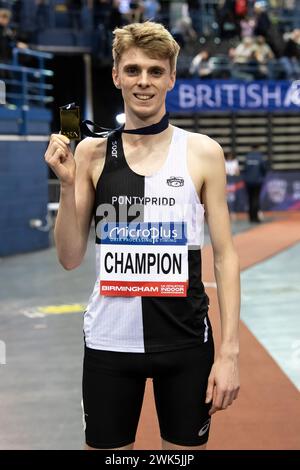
[187,130,223,160]
[74,136,108,188]
[185,129,225,177]
[74,136,107,163]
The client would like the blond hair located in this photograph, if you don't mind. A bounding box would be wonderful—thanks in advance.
[112,21,180,72]
[0,8,12,19]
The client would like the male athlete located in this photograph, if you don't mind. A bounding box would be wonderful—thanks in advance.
[45,21,240,450]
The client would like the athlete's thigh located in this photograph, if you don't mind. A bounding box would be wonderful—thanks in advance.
[82,347,146,450]
[153,341,214,447]
[161,440,207,450]
[85,443,134,450]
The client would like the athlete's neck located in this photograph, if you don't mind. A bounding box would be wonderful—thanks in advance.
[80,110,169,139]
[123,111,169,135]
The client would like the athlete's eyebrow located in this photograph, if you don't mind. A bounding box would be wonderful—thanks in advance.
[123,64,167,72]
[148,65,166,73]
[123,63,140,70]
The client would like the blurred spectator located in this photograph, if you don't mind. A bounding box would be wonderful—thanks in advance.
[142,0,160,21]
[254,35,275,78]
[187,0,202,34]
[225,151,240,177]
[110,0,122,30]
[232,36,256,62]
[217,0,241,39]
[171,16,197,49]
[0,6,13,64]
[0,3,27,105]
[243,144,268,223]
[0,4,27,65]
[231,35,275,79]
[225,151,241,220]
[208,54,232,79]
[234,0,248,18]
[157,0,170,28]
[253,1,284,57]
[240,14,256,38]
[231,36,258,79]
[253,1,271,37]
[189,49,213,78]
[279,29,300,79]
[255,35,274,62]
[119,0,144,24]
[129,1,144,22]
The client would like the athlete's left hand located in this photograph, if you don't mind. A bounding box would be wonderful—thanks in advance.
[205,353,240,415]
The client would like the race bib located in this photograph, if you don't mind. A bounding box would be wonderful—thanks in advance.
[99,222,188,297]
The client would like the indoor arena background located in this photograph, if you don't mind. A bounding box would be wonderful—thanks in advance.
[0,0,300,450]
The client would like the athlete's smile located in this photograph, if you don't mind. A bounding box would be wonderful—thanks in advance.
[133,93,155,101]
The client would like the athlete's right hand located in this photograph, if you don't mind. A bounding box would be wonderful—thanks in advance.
[44,134,75,186]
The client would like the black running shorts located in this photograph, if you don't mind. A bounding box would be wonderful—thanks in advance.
[82,339,214,449]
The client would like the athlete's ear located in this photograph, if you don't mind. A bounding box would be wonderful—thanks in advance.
[167,70,176,91]
[112,67,121,89]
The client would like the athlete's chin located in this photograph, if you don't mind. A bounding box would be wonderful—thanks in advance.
[132,105,160,120]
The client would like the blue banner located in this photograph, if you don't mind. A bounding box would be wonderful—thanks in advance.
[225,172,300,212]
[226,175,248,213]
[166,80,300,112]
[100,222,187,245]
[261,171,300,211]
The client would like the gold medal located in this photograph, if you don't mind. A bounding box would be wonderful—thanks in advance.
[60,103,81,140]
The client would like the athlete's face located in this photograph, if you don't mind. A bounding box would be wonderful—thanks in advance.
[112,47,176,121]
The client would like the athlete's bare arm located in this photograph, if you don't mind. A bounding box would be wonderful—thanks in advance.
[44,135,106,269]
[189,133,240,415]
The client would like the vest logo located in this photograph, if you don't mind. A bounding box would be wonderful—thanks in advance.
[198,418,211,437]
[111,141,118,159]
[167,176,184,187]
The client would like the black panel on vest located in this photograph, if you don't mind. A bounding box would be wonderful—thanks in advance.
[94,130,145,244]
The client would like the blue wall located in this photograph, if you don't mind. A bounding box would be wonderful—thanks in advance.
[0,108,52,135]
[0,140,50,256]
